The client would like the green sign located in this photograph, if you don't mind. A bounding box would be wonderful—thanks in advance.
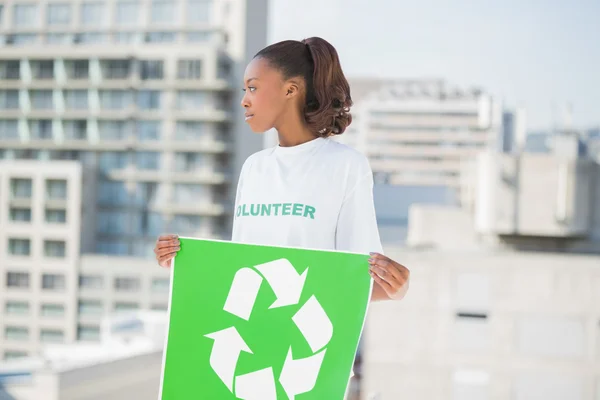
[159,238,372,400]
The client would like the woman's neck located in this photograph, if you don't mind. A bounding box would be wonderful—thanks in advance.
[274,110,317,147]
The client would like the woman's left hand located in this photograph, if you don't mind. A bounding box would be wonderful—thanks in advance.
[368,252,410,300]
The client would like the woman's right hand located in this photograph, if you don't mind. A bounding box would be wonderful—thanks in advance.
[154,234,180,268]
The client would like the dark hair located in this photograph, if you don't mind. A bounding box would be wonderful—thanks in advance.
[254,37,353,137]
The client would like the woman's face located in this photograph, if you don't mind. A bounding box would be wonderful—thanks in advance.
[240,57,294,133]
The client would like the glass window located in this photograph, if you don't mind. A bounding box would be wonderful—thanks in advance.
[41,303,65,317]
[97,180,129,204]
[187,0,211,24]
[74,32,109,44]
[145,32,176,43]
[65,60,89,79]
[10,179,32,199]
[42,273,66,290]
[174,152,205,172]
[63,120,87,140]
[137,121,160,141]
[186,31,211,42]
[115,1,138,25]
[79,275,103,289]
[0,90,20,109]
[46,179,67,200]
[80,2,104,26]
[5,301,29,315]
[40,329,64,343]
[173,183,207,204]
[101,60,130,79]
[100,90,132,109]
[151,0,176,23]
[44,240,66,257]
[30,60,54,80]
[139,61,163,80]
[151,303,168,311]
[5,326,29,341]
[177,60,202,80]
[46,33,72,45]
[135,151,160,170]
[77,325,100,341]
[10,208,32,222]
[96,239,129,255]
[64,90,88,110]
[114,277,140,291]
[97,211,129,234]
[78,300,103,315]
[0,120,20,140]
[13,4,38,27]
[98,120,129,140]
[6,272,29,288]
[114,32,138,43]
[134,211,164,236]
[30,90,54,110]
[0,61,21,80]
[134,182,160,206]
[46,209,66,223]
[4,351,29,360]
[47,3,71,25]
[137,90,161,110]
[9,238,31,256]
[114,302,139,312]
[169,214,202,233]
[30,119,53,139]
[176,90,206,110]
[151,278,170,293]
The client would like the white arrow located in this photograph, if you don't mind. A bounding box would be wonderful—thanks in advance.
[292,295,333,353]
[254,259,308,309]
[279,347,327,400]
[235,367,277,400]
[223,267,263,321]
[204,327,252,392]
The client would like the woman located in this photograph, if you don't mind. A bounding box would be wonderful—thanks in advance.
[154,37,409,302]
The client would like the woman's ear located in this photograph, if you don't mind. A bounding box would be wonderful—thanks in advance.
[284,79,301,99]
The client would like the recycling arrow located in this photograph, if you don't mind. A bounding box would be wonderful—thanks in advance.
[204,258,333,399]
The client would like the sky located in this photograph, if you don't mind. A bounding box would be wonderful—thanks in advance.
[268,0,600,131]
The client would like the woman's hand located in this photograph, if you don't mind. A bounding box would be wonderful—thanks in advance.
[368,252,410,300]
[154,234,180,268]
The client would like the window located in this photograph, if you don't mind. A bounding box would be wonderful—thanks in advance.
[170,214,202,233]
[137,90,161,109]
[5,301,29,315]
[97,211,129,234]
[46,33,72,44]
[64,90,88,110]
[100,90,132,109]
[115,1,139,25]
[10,179,32,199]
[13,4,38,27]
[30,90,54,109]
[152,278,170,293]
[63,120,87,140]
[0,61,20,80]
[5,326,29,341]
[174,152,205,172]
[0,90,20,109]
[151,303,168,311]
[140,61,164,80]
[134,182,160,206]
[177,60,202,80]
[74,32,109,44]
[47,3,71,25]
[4,351,28,360]
[79,275,103,289]
[44,240,66,257]
[114,32,138,43]
[0,120,20,140]
[9,238,31,256]
[187,0,211,24]
[30,60,54,80]
[176,90,206,110]
[98,180,129,204]
[101,60,130,79]
[78,300,103,315]
[145,32,176,43]
[40,329,64,343]
[6,272,29,288]
[65,60,89,79]
[41,303,65,317]
[151,0,176,23]
[96,240,129,255]
[98,121,129,140]
[135,151,160,170]
[42,273,66,290]
[114,277,140,291]
[173,184,207,204]
[186,31,211,42]
[30,119,54,140]
[10,208,32,222]
[81,2,104,26]
[134,211,164,236]
[46,209,66,223]
[137,121,160,141]
[77,325,100,341]
[46,179,67,200]
[114,302,139,312]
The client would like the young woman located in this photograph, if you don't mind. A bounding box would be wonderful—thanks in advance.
[154,37,410,302]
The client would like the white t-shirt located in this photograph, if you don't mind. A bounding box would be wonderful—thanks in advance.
[231,136,383,255]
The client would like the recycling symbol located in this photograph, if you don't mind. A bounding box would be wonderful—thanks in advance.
[204,258,333,400]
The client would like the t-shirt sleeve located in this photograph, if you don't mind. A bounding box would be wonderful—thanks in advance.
[231,157,250,241]
[335,159,384,255]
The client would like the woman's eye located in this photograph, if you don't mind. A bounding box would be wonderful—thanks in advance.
[248,87,256,92]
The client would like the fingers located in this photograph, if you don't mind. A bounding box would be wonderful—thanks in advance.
[369,268,392,292]
[369,252,410,280]
[155,236,180,250]
[368,256,402,283]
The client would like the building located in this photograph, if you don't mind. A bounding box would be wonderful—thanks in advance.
[341,79,504,200]
[361,149,600,400]
[0,160,82,360]
[0,0,269,258]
